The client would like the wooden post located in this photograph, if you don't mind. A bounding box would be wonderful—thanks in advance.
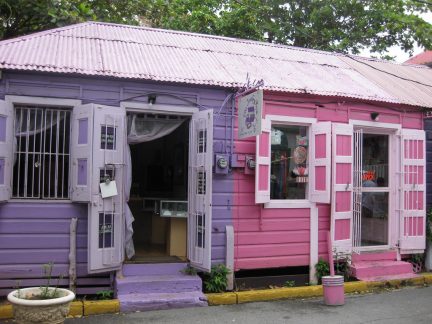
[69,217,78,292]
[225,225,234,290]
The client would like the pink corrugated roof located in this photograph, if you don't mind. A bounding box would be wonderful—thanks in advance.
[0,21,431,107]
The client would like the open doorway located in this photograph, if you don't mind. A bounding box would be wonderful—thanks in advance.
[127,113,189,262]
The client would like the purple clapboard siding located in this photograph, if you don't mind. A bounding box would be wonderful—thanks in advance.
[0,70,234,293]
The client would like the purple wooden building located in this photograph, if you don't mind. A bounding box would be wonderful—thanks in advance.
[0,22,431,311]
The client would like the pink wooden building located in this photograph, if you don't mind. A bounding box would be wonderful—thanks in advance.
[233,89,428,281]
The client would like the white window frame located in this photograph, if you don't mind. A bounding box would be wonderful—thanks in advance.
[5,96,81,202]
[264,115,316,209]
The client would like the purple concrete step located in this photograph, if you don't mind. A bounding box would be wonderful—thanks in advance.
[355,272,419,282]
[122,263,188,276]
[116,274,202,295]
[119,291,208,313]
[351,251,397,263]
[350,260,414,279]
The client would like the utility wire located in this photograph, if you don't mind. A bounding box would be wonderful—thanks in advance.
[344,54,432,89]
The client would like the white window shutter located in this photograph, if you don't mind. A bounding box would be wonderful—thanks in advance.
[255,117,271,204]
[309,122,331,203]
[188,109,213,272]
[88,105,126,273]
[0,100,13,202]
[70,104,94,202]
[399,129,426,251]
[331,123,354,254]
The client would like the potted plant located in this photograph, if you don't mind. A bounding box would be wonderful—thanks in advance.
[7,263,75,324]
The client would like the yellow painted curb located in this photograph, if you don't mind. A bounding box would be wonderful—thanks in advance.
[83,300,120,316]
[344,281,368,293]
[68,301,84,317]
[0,303,12,320]
[207,274,432,306]
[422,272,432,285]
[206,292,237,305]
[236,285,323,304]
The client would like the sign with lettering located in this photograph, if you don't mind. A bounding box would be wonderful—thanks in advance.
[238,89,263,139]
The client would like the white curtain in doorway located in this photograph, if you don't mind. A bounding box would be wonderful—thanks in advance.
[124,114,185,259]
[127,114,185,144]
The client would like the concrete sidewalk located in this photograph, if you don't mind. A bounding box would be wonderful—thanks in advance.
[65,285,432,324]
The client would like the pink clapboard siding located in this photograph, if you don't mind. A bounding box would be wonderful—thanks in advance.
[233,92,423,271]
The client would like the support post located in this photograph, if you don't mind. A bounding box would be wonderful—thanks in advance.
[69,217,78,292]
[309,204,319,284]
[225,225,234,290]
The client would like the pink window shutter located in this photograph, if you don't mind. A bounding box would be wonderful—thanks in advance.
[255,117,271,204]
[331,123,354,254]
[310,122,331,203]
[399,129,426,251]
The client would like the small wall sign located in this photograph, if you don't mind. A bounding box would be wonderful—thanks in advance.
[238,89,263,139]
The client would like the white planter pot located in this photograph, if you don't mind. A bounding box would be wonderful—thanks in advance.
[7,287,75,324]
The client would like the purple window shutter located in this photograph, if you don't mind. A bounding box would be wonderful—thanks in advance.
[70,104,94,202]
[0,100,13,202]
[88,104,126,274]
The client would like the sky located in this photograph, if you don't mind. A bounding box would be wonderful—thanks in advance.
[361,11,432,63]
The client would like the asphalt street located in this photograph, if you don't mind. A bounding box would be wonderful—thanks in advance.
[66,286,432,324]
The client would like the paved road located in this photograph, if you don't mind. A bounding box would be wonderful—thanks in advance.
[66,286,432,324]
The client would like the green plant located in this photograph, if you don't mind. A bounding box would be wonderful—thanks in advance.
[334,252,352,281]
[315,258,330,284]
[427,209,432,244]
[96,290,114,300]
[284,280,295,288]
[181,264,197,276]
[202,264,230,293]
[38,262,62,300]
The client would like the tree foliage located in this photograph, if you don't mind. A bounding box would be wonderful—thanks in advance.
[1,0,431,58]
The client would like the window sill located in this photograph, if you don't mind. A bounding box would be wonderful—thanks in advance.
[264,200,313,209]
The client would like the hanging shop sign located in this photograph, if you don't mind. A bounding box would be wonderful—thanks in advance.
[238,89,263,139]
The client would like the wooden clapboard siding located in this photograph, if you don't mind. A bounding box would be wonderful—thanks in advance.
[233,91,423,272]
[0,71,234,292]
[425,118,432,209]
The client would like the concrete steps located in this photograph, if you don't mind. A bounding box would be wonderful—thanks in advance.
[116,263,207,313]
[350,251,417,282]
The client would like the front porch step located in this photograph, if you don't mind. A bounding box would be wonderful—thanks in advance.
[355,273,419,282]
[116,262,208,312]
[350,260,415,281]
[116,274,202,295]
[119,291,208,313]
[351,250,397,263]
[121,263,188,276]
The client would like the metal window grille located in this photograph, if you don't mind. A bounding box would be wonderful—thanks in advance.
[13,106,71,199]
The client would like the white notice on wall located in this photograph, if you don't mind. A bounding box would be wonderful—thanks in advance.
[100,180,118,198]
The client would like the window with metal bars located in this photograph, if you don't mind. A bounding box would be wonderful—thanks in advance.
[13,106,71,199]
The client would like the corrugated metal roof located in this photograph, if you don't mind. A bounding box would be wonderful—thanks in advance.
[340,56,432,109]
[405,51,432,65]
[0,21,431,108]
